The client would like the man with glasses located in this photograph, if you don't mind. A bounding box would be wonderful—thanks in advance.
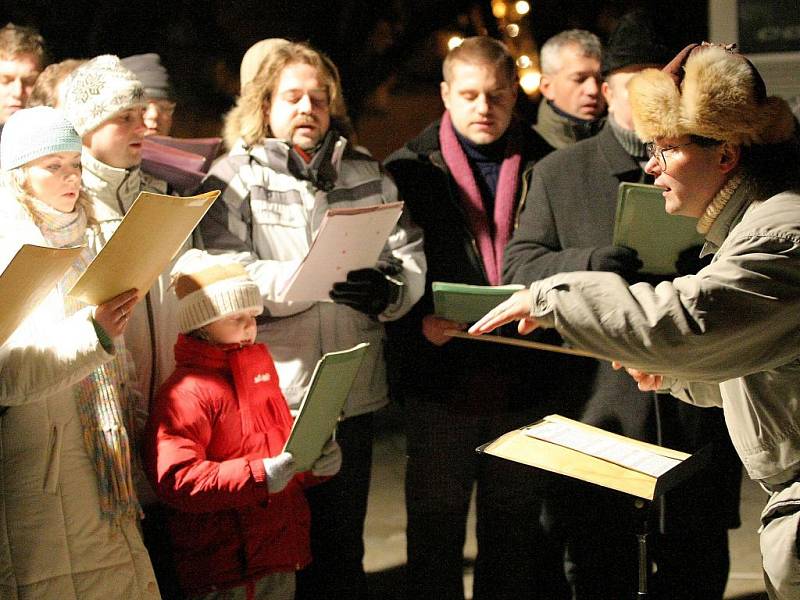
[472,40,800,600]
[502,12,741,599]
[122,53,176,136]
[198,41,425,600]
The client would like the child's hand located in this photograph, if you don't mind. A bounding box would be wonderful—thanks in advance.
[312,440,342,477]
[263,452,296,493]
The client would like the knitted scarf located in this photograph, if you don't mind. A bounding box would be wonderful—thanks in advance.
[439,112,521,284]
[174,335,293,449]
[30,197,140,522]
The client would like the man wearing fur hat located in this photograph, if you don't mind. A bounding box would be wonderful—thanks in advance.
[198,41,425,600]
[471,42,800,599]
[503,13,743,598]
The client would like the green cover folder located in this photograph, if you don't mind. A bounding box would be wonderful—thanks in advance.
[612,182,704,274]
[432,282,524,323]
[284,342,369,471]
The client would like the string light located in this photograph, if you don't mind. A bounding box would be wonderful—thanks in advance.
[492,0,541,96]
[448,36,464,50]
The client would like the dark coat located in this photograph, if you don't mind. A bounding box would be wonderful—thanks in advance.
[503,123,741,528]
[383,118,562,414]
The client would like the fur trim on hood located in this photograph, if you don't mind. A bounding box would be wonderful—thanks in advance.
[628,44,796,145]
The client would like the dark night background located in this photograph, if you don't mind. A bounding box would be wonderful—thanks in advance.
[1,1,708,155]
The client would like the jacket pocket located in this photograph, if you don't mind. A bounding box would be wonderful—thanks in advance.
[43,424,63,495]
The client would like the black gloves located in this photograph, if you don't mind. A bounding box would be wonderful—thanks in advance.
[675,244,712,276]
[589,246,643,282]
[330,266,401,316]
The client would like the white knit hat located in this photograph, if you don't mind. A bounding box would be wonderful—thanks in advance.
[0,107,82,170]
[172,250,263,334]
[60,54,145,136]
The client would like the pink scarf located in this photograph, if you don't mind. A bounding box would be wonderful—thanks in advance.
[439,111,522,284]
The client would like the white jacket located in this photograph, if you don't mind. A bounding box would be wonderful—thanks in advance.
[0,197,160,599]
[199,135,426,417]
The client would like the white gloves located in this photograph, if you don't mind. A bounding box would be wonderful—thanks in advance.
[311,440,343,477]
[263,452,296,493]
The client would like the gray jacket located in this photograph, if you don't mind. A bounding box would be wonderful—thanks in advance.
[526,180,800,484]
[198,134,425,417]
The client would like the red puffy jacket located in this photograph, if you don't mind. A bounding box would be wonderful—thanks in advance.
[145,335,319,596]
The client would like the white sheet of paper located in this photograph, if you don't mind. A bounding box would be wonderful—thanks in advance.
[278,202,404,302]
[524,420,681,478]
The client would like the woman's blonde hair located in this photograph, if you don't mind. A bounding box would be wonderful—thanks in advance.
[0,166,95,228]
[222,42,351,150]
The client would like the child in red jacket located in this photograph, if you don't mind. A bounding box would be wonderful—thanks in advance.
[145,250,341,600]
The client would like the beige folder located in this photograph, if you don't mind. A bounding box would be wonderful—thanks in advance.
[478,414,709,500]
[0,244,84,346]
[68,190,219,305]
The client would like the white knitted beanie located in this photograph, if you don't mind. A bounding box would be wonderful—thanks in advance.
[0,107,82,170]
[61,54,145,136]
[172,250,263,334]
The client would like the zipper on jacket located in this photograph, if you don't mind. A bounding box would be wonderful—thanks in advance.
[145,292,157,404]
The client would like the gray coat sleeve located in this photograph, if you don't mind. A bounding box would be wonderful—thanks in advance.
[528,215,800,382]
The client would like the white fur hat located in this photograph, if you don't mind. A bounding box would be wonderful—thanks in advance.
[628,43,796,145]
[61,54,145,136]
[172,250,263,334]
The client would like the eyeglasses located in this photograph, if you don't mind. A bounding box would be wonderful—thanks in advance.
[645,141,695,171]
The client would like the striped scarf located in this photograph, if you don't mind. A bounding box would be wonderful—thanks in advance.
[30,197,140,522]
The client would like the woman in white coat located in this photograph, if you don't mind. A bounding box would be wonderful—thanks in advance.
[0,107,160,599]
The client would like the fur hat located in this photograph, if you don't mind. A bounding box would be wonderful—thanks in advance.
[628,43,796,145]
[61,54,145,136]
[121,53,173,100]
[172,250,263,334]
[1,106,82,170]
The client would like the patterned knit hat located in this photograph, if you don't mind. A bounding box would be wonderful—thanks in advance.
[0,106,82,170]
[172,250,263,334]
[60,54,145,136]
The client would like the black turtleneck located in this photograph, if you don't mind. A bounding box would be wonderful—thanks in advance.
[453,128,510,215]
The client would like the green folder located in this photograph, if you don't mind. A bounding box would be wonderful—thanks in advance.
[283,342,369,472]
[432,282,524,323]
[612,182,704,275]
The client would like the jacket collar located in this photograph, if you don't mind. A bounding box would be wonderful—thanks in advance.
[233,131,346,190]
[533,100,602,150]
[701,174,757,255]
[81,150,144,217]
[595,123,643,178]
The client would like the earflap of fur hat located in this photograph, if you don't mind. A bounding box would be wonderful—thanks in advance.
[628,67,683,141]
[753,96,797,145]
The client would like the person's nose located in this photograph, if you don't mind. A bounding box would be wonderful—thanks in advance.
[296,93,313,114]
[583,77,599,97]
[644,155,661,176]
[144,104,159,125]
[8,78,23,99]
[133,111,148,135]
[475,94,489,115]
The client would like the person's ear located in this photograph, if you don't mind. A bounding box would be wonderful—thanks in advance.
[539,74,555,101]
[440,81,451,110]
[601,80,612,107]
[719,142,741,174]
